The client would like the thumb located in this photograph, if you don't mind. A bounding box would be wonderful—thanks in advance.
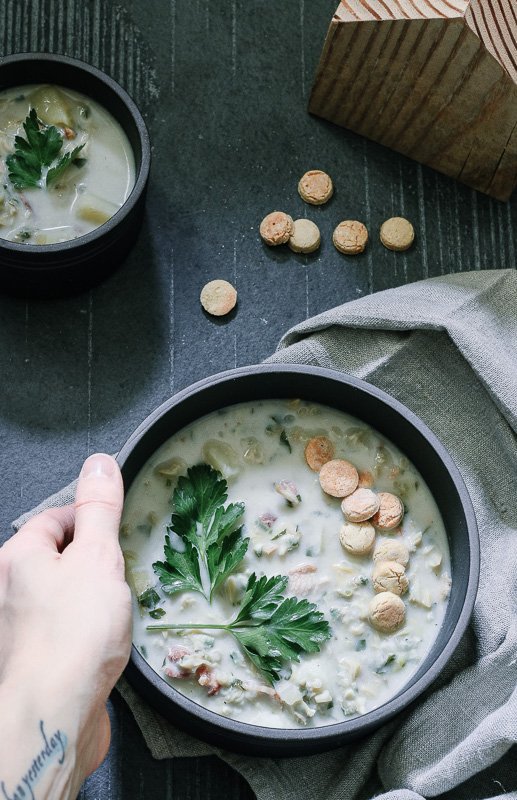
[73,453,124,560]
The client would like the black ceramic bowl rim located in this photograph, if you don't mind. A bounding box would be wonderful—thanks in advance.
[0,52,150,260]
[118,364,480,755]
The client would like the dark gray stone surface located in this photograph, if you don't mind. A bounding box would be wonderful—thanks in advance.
[0,0,515,797]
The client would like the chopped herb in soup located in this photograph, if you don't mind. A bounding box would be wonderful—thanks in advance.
[120,400,451,729]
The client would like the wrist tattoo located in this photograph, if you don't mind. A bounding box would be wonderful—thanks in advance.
[1,721,67,800]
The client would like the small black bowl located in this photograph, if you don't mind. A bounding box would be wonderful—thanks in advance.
[117,364,479,757]
[0,53,151,296]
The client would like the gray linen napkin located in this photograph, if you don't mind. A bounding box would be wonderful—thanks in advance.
[13,269,517,800]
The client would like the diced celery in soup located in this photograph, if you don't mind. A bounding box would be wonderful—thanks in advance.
[0,84,135,244]
[120,400,452,729]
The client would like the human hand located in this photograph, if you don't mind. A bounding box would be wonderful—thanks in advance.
[0,454,132,799]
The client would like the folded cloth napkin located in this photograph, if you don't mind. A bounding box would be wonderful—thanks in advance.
[13,269,517,800]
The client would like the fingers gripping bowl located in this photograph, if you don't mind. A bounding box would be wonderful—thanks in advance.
[117,365,479,757]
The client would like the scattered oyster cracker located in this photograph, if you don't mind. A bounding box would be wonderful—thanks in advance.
[260,211,295,245]
[380,217,415,251]
[333,220,368,254]
[298,170,333,205]
[200,280,237,316]
[288,219,321,253]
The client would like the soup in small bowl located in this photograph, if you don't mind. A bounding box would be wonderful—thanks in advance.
[0,83,135,245]
[0,53,150,296]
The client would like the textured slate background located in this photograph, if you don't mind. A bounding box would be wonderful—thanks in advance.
[0,0,516,797]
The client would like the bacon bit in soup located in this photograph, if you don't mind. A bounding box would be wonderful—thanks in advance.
[197,665,222,696]
[164,645,192,678]
[167,645,190,661]
[257,512,277,529]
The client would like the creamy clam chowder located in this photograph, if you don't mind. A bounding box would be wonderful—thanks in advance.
[0,84,135,244]
[121,400,451,729]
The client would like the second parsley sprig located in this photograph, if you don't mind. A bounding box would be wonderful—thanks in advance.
[148,573,331,685]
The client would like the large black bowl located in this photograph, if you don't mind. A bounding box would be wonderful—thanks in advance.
[117,364,479,757]
[0,53,151,296]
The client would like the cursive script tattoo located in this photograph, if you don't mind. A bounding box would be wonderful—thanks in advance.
[1,721,67,800]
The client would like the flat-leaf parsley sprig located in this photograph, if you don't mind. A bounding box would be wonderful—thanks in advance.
[6,108,84,189]
[148,464,331,683]
[148,573,331,685]
[152,464,248,602]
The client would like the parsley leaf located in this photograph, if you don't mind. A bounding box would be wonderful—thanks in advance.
[138,587,160,608]
[266,595,330,656]
[375,653,396,674]
[6,109,63,189]
[47,144,85,186]
[153,464,247,601]
[27,110,63,166]
[230,626,283,683]
[234,573,288,623]
[206,528,249,595]
[171,463,228,545]
[6,150,40,189]
[153,536,203,596]
[279,429,292,453]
